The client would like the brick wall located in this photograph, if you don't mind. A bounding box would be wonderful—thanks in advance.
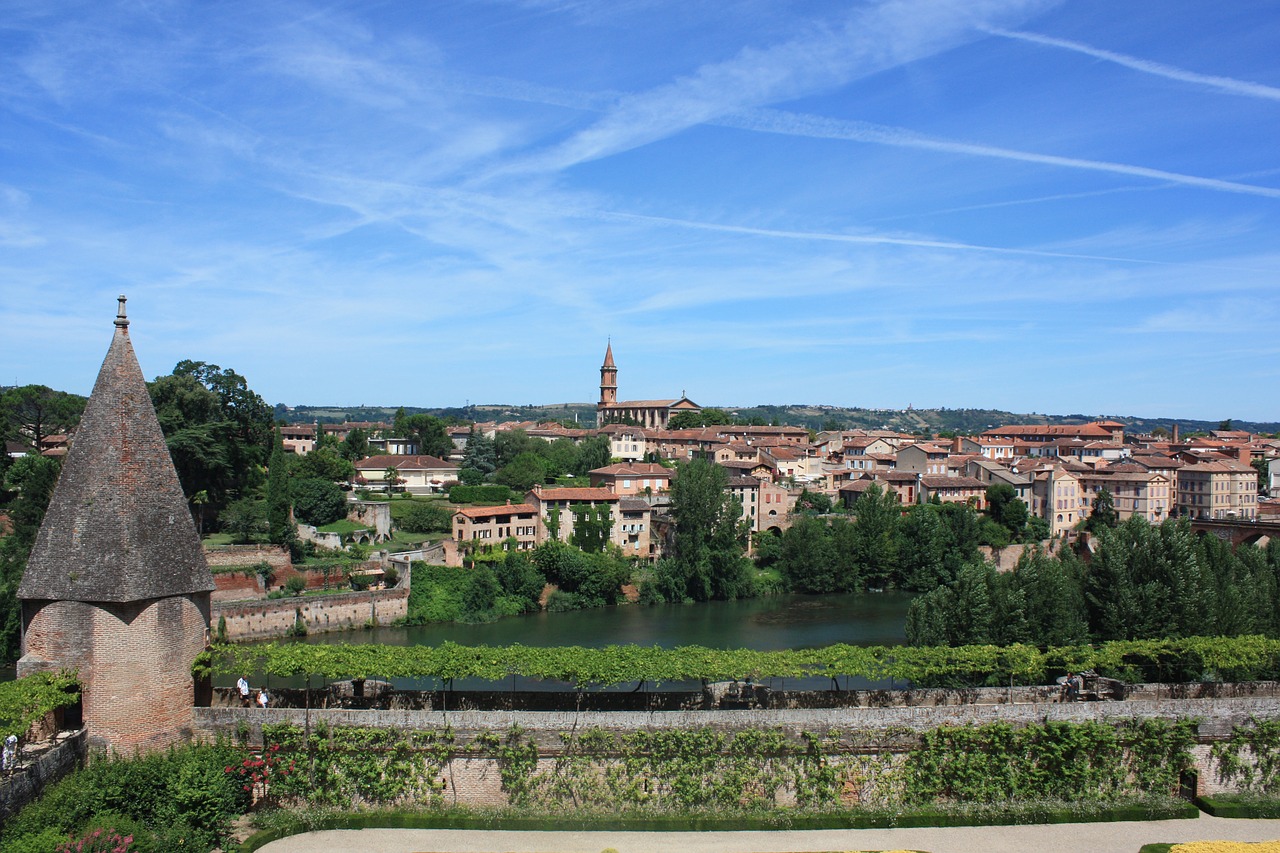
[211,587,408,641]
[22,595,210,753]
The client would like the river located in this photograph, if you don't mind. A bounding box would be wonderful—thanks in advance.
[301,591,913,651]
[247,591,916,691]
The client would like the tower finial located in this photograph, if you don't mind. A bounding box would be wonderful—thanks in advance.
[114,294,129,329]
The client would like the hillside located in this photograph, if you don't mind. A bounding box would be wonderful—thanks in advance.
[275,402,1278,436]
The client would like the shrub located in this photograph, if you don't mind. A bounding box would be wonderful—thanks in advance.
[447,485,515,504]
[284,575,307,597]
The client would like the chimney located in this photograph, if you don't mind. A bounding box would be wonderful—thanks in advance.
[1240,446,1251,465]
[952,435,963,453]
[1171,423,1180,443]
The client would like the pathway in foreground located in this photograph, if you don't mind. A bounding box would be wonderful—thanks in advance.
[258,814,1280,853]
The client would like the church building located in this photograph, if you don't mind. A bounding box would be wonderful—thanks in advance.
[595,342,700,430]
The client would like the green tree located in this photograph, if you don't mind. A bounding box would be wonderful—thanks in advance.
[149,362,273,519]
[777,515,839,592]
[1086,488,1119,533]
[219,497,266,544]
[494,551,547,613]
[896,504,949,591]
[0,385,85,452]
[461,429,497,475]
[339,428,369,461]
[655,459,752,601]
[494,429,541,467]
[265,429,296,551]
[0,455,62,662]
[574,434,612,475]
[294,445,356,483]
[794,488,834,514]
[847,484,900,589]
[985,483,1029,540]
[494,452,548,492]
[291,478,346,527]
[394,412,453,459]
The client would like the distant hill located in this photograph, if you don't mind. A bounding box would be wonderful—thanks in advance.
[274,402,1278,436]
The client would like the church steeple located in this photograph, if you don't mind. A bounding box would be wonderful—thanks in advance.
[599,341,617,406]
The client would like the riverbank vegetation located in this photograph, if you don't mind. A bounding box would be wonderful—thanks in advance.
[907,516,1280,649]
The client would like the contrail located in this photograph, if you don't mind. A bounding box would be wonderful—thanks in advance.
[985,27,1280,101]
[594,209,1265,271]
[722,109,1280,199]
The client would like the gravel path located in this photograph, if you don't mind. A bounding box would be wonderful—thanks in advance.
[257,814,1280,853]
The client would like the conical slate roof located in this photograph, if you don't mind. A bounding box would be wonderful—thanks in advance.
[19,297,214,603]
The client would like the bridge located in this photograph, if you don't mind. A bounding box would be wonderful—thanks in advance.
[1188,516,1279,547]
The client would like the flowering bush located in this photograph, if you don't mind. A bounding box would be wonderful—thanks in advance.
[225,743,295,807]
[56,828,132,853]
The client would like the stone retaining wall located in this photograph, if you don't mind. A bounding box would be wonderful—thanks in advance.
[0,729,86,825]
[211,587,408,641]
[193,694,1280,801]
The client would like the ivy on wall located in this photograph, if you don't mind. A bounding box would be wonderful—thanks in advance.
[1211,718,1280,794]
[253,718,1199,813]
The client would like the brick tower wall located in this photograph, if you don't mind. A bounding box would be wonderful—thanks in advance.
[21,593,211,752]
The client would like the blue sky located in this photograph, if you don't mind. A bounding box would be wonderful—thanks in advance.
[2,1,1278,421]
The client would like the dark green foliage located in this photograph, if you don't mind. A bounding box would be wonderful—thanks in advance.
[291,478,347,527]
[532,541,628,607]
[149,361,273,525]
[218,496,266,544]
[404,562,534,623]
[1086,487,1120,532]
[394,412,454,459]
[293,444,355,483]
[394,500,453,534]
[0,743,250,853]
[448,484,516,504]
[265,429,296,551]
[573,435,612,476]
[0,385,85,455]
[492,452,548,491]
[651,459,752,602]
[493,552,547,613]
[910,517,1280,658]
[0,454,65,658]
[984,483,1029,541]
[339,428,369,461]
[793,488,834,514]
[460,430,496,475]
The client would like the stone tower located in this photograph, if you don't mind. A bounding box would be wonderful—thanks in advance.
[599,341,617,407]
[18,296,215,752]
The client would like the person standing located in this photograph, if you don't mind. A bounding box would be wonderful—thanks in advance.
[237,675,251,707]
